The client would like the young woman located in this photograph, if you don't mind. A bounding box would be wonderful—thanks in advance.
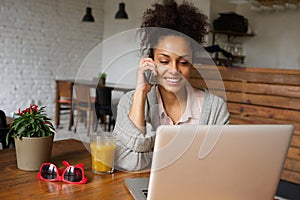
[113,0,230,171]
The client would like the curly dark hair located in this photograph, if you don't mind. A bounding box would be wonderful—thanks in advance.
[139,0,209,56]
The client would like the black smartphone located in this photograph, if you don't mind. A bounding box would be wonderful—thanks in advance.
[144,69,157,85]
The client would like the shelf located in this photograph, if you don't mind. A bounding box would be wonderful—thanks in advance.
[210,30,255,37]
[209,30,255,67]
[210,30,255,45]
[232,54,245,59]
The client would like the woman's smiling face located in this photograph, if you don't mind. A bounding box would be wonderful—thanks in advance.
[153,35,193,94]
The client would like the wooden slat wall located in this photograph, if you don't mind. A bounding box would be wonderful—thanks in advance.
[191,65,300,184]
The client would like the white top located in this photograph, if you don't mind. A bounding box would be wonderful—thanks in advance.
[157,86,204,125]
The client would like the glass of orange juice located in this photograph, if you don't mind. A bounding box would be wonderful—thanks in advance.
[90,132,116,174]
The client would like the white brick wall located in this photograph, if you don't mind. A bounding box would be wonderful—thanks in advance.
[0,0,104,119]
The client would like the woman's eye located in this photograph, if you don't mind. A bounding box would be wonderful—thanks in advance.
[179,61,189,65]
[160,61,169,64]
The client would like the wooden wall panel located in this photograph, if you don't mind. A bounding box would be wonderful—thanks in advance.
[190,65,300,184]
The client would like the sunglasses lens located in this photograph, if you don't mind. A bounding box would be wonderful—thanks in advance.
[41,164,58,180]
[64,167,83,182]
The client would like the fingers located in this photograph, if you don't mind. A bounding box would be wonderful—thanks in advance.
[139,58,157,75]
[135,58,157,92]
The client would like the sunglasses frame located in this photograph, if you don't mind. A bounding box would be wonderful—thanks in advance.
[37,161,87,184]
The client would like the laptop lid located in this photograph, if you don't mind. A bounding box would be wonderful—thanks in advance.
[146,124,293,200]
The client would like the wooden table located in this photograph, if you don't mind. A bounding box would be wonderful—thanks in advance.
[55,79,134,129]
[64,79,134,93]
[0,139,149,199]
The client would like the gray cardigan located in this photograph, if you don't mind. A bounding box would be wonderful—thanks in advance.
[113,86,230,171]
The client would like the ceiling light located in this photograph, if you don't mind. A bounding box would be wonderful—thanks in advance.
[82,0,95,22]
[115,2,128,19]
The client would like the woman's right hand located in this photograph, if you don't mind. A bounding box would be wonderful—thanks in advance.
[129,58,157,132]
[135,58,157,94]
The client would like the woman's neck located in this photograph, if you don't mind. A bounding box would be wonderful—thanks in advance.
[158,85,187,124]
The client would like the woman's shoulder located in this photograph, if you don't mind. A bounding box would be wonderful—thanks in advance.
[200,88,226,104]
[118,90,135,105]
[122,90,135,97]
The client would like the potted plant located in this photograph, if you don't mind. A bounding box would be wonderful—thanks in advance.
[6,104,55,171]
[99,73,107,86]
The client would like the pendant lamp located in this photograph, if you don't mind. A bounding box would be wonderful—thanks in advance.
[82,0,95,22]
[115,2,128,19]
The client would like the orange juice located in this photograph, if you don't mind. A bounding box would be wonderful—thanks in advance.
[90,141,116,173]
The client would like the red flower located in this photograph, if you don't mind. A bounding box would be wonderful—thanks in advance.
[31,104,38,112]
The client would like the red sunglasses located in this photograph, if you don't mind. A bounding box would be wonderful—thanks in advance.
[37,161,87,184]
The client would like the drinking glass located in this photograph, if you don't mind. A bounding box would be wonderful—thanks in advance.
[90,132,116,174]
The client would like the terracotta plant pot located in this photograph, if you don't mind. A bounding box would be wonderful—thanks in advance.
[14,135,54,171]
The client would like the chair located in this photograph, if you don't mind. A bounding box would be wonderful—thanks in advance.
[55,80,74,130]
[0,110,14,149]
[73,84,96,136]
[0,110,7,128]
[95,87,115,132]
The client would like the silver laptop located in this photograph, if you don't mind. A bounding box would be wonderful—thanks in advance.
[125,124,293,200]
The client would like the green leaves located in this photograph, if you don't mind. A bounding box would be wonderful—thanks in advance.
[6,105,55,145]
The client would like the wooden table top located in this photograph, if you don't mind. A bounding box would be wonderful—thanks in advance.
[56,79,134,93]
[0,139,149,199]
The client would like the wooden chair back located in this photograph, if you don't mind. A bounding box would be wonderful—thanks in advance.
[55,80,74,130]
[73,84,95,135]
[74,84,93,110]
[57,80,73,99]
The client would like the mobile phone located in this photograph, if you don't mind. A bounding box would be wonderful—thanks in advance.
[144,69,157,85]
